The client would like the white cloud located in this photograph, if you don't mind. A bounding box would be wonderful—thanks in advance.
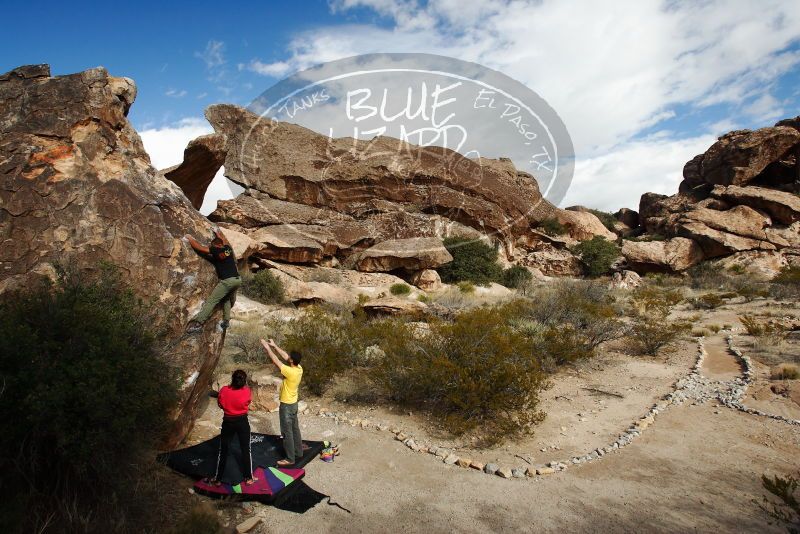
[195,40,226,69]
[562,133,717,211]
[139,118,236,215]
[245,59,292,77]
[253,0,800,209]
[165,88,187,98]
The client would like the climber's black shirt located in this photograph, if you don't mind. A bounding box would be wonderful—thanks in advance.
[208,245,239,280]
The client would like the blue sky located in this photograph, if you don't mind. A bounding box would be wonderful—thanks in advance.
[3,0,799,211]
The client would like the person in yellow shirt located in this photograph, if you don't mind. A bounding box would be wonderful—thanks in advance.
[260,338,304,466]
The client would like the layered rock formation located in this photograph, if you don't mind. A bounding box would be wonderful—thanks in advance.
[165,104,616,278]
[0,65,225,448]
[622,117,800,274]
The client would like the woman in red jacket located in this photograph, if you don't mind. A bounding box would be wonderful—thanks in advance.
[208,369,257,485]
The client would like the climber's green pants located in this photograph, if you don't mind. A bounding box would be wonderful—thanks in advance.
[193,276,242,323]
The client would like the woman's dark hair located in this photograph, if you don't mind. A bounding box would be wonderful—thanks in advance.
[289,351,303,366]
[231,369,247,389]
[211,237,224,247]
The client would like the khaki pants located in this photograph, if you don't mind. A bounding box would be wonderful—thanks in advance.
[193,276,241,323]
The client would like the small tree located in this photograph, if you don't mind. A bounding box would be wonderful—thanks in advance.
[571,236,620,277]
[502,265,533,289]
[437,236,503,286]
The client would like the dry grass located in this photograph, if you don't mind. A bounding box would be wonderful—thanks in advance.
[771,363,800,380]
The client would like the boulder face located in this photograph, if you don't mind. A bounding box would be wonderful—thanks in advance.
[200,103,559,268]
[621,237,703,272]
[354,237,453,272]
[0,65,225,448]
[681,126,800,189]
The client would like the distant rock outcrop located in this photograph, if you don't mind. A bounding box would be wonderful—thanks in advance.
[0,65,225,448]
[623,116,800,275]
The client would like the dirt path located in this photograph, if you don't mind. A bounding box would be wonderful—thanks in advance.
[701,335,743,381]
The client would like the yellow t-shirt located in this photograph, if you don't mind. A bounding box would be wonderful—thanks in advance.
[279,364,303,404]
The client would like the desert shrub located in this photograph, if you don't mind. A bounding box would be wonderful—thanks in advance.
[740,314,775,337]
[588,209,618,233]
[227,317,288,365]
[168,504,223,534]
[730,277,769,301]
[692,328,712,338]
[282,307,369,395]
[502,265,533,289]
[708,324,721,333]
[727,264,747,275]
[457,280,476,293]
[627,315,690,355]
[432,286,474,309]
[643,272,685,288]
[627,285,689,355]
[0,264,178,534]
[772,364,800,380]
[571,236,621,277]
[687,262,728,290]
[390,283,411,296]
[775,265,800,285]
[371,305,546,445]
[770,265,800,300]
[518,280,627,357]
[761,473,800,533]
[689,292,724,310]
[241,269,284,304]
[437,236,503,286]
[537,217,568,236]
[417,293,431,303]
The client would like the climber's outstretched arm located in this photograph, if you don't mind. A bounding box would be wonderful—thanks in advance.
[213,227,230,246]
[184,234,210,255]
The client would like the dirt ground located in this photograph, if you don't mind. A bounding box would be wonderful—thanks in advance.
[181,300,800,533]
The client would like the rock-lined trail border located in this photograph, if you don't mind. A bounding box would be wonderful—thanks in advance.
[724,332,800,426]
[308,333,798,480]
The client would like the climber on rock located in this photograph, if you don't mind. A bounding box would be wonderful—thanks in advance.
[184,228,241,334]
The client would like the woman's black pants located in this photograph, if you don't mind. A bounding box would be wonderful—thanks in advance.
[214,415,252,481]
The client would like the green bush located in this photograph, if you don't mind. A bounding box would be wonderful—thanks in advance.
[227,317,287,365]
[457,280,476,293]
[502,265,533,289]
[437,236,503,286]
[775,265,800,285]
[571,236,620,277]
[537,217,568,236]
[371,305,546,445]
[241,269,284,304]
[0,264,178,533]
[390,283,411,296]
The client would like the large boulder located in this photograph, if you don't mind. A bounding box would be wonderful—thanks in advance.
[0,65,225,448]
[614,208,640,229]
[203,104,558,254]
[354,237,453,272]
[621,237,704,272]
[555,209,617,241]
[681,126,800,188]
[162,133,226,210]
